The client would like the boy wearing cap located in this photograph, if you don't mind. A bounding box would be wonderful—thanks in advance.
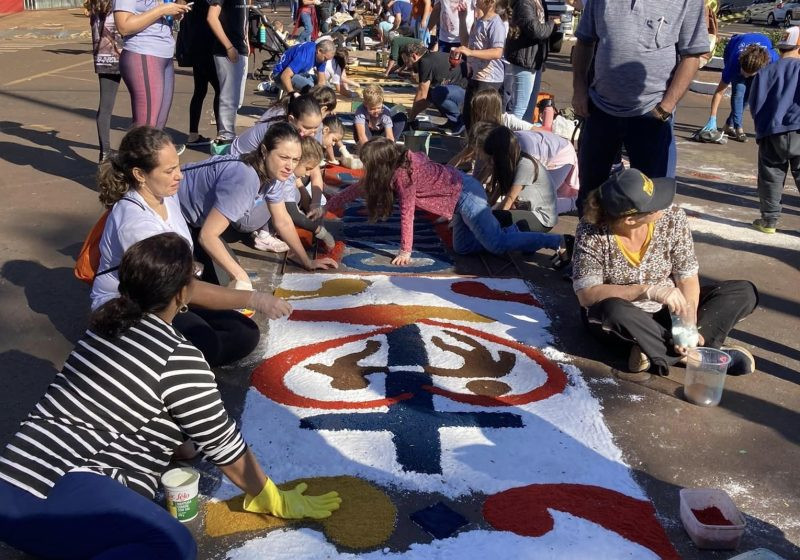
[572,168,758,378]
[748,26,800,233]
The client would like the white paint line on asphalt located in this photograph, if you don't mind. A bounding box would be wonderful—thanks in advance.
[55,74,95,84]
[2,59,92,87]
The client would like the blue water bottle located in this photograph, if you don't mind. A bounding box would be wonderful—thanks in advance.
[164,0,174,26]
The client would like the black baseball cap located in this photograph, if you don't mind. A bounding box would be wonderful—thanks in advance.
[599,169,676,217]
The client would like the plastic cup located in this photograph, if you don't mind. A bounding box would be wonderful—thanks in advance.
[401,131,431,155]
[671,313,699,347]
[161,467,200,522]
[683,348,731,407]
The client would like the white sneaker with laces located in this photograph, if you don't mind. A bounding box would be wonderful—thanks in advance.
[253,230,289,252]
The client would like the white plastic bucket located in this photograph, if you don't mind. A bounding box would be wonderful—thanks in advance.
[161,467,200,522]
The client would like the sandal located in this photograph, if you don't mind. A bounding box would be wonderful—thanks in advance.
[551,234,574,270]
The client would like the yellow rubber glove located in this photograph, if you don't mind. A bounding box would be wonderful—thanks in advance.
[243,478,342,519]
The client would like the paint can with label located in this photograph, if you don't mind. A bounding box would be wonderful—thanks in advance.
[161,467,200,522]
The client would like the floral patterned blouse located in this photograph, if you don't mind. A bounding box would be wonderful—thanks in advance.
[572,205,699,313]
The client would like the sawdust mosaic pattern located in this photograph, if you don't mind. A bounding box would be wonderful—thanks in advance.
[338,206,454,274]
[211,274,677,558]
[206,476,396,549]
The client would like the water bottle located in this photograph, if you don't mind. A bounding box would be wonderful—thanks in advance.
[259,22,267,44]
[164,0,174,26]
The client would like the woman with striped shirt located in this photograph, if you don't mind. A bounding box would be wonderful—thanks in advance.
[0,234,341,559]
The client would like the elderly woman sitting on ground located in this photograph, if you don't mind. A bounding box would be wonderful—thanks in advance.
[571,169,759,378]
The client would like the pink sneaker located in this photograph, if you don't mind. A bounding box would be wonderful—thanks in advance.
[253,230,289,252]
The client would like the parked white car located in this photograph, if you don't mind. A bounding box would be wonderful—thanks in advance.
[745,0,800,26]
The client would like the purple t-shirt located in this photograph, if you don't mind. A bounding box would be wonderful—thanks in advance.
[178,155,284,228]
[113,0,175,59]
[354,104,393,132]
[467,14,506,83]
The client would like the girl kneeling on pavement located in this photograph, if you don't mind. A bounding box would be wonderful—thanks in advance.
[0,234,340,560]
[179,121,338,287]
[93,126,292,367]
[571,168,758,377]
[317,137,572,266]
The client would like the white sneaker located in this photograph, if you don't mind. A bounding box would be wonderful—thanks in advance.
[253,230,289,252]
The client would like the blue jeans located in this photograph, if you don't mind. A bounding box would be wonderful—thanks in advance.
[429,84,465,127]
[296,11,313,43]
[576,101,676,216]
[726,75,752,130]
[411,17,430,46]
[290,72,315,92]
[438,39,459,53]
[508,64,537,120]
[452,173,562,255]
[213,54,248,140]
[290,0,298,19]
[0,474,196,559]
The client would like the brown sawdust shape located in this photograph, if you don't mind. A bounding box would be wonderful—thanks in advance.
[205,476,396,550]
[274,278,371,300]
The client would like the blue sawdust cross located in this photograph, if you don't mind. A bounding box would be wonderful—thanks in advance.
[300,324,524,474]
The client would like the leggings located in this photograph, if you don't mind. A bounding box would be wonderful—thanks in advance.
[172,307,260,367]
[97,73,121,156]
[120,49,175,129]
[189,54,220,135]
[285,201,320,232]
[0,473,196,560]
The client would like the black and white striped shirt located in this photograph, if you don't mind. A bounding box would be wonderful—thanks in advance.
[0,314,247,499]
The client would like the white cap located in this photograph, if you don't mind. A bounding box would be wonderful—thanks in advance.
[778,26,800,50]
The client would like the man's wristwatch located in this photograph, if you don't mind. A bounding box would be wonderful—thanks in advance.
[652,103,672,122]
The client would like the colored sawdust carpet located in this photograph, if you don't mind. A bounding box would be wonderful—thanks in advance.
[207,273,679,559]
[205,475,396,550]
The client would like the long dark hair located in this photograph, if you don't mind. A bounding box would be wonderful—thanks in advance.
[483,125,538,205]
[89,233,194,338]
[97,126,173,208]
[268,86,332,115]
[469,88,503,128]
[359,137,410,222]
[241,121,302,184]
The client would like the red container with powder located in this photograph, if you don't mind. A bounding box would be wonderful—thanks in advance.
[680,488,746,550]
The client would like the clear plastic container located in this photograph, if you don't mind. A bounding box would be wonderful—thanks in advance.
[680,488,746,550]
[671,312,699,347]
[683,347,731,407]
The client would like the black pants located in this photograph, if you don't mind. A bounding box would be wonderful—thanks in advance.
[463,79,504,130]
[173,307,260,367]
[331,22,365,50]
[492,209,551,232]
[190,226,249,287]
[286,201,321,232]
[583,280,758,375]
[189,54,220,135]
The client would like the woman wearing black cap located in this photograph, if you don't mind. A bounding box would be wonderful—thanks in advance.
[571,168,759,378]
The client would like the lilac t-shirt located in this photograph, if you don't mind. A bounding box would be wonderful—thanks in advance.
[515,129,569,166]
[467,14,506,83]
[354,104,393,132]
[230,121,272,156]
[178,155,284,228]
[113,0,175,59]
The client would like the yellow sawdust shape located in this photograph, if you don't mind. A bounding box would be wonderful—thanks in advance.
[274,278,371,300]
[204,476,397,550]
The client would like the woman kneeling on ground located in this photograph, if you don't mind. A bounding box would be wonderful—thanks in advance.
[93,126,292,367]
[572,168,758,377]
[180,121,337,286]
[0,234,340,559]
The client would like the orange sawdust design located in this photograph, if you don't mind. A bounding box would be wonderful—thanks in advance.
[204,476,396,550]
[275,278,371,300]
[306,339,383,390]
[290,304,494,326]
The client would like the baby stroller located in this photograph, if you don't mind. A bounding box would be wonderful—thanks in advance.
[249,3,290,80]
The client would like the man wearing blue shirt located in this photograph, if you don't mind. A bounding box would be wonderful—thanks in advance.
[272,39,336,94]
[700,33,777,142]
[748,26,800,233]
